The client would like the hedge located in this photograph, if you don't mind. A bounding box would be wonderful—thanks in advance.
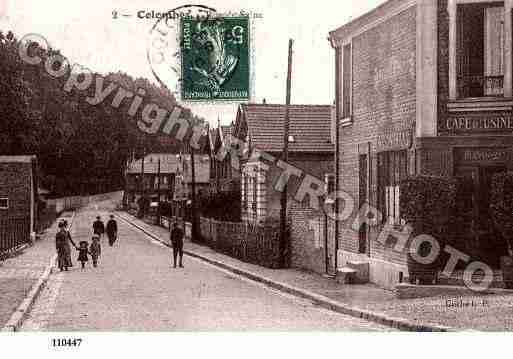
[400,175,457,283]
[490,172,513,257]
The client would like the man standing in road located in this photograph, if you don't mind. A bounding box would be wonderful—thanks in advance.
[93,216,105,240]
[106,214,118,247]
[170,222,184,268]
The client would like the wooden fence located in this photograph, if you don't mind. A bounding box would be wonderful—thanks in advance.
[0,217,30,257]
[199,217,284,269]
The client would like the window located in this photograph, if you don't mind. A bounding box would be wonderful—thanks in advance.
[342,43,352,118]
[325,173,335,195]
[252,177,257,213]
[0,197,8,209]
[378,151,407,225]
[358,154,368,254]
[457,3,505,98]
[242,175,248,210]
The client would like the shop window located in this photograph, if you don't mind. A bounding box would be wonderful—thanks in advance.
[0,197,8,209]
[378,150,407,225]
[457,3,505,98]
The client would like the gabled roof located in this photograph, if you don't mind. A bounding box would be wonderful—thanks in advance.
[127,153,181,174]
[240,104,334,154]
[126,153,210,183]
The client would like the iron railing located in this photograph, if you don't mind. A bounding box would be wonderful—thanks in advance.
[0,217,30,256]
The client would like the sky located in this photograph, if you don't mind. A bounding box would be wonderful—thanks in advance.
[0,0,386,126]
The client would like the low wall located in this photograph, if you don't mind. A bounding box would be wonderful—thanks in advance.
[199,217,283,269]
[46,191,124,213]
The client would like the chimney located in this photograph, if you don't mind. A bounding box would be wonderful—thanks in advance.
[330,102,336,144]
[262,98,267,104]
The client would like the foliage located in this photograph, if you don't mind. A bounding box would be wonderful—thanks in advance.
[490,172,513,256]
[400,175,458,283]
[0,30,204,197]
[200,218,285,269]
[198,190,242,222]
[400,175,457,240]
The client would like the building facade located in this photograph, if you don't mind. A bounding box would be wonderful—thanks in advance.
[208,123,240,194]
[329,0,513,289]
[235,104,336,274]
[0,156,38,251]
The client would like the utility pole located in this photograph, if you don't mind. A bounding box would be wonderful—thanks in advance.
[156,157,161,226]
[140,146,145,218]
[280,39,293,269]
[190,144,198,243]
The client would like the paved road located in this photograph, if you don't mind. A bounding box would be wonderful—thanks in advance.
[22,207,392,331]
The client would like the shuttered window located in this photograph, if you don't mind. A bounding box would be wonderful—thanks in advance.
[378,151,407,224]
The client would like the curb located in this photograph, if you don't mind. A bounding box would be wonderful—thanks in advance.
[1,211,77,332]
[116,213,454,332]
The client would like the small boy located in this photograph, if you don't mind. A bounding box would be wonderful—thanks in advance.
[89,236,101,268]
[77,240,90,270]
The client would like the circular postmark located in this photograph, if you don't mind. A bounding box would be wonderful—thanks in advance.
[0,0,7,19]
[147,5,217,98]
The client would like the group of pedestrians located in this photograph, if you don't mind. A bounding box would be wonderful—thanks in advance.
[55,215,118,271]
[55,213,185,271]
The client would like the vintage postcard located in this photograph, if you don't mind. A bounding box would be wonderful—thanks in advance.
[0,0,512,357]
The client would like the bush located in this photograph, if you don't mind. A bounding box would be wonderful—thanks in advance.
[400,175,457,284]
[490,172,513,256]
[199,190,241,222]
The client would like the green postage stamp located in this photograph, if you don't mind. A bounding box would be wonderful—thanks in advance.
[181,17,250,101]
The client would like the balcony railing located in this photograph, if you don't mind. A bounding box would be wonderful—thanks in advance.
[458,75,504,98]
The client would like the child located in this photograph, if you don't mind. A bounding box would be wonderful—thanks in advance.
[77,240,90,269]
[89,236,101,268]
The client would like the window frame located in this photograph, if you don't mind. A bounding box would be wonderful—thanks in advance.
[342,42,353,119]
[0,197,8,210]
[337,41,353,127]
[454,1,509,100]
[378,150,407,226]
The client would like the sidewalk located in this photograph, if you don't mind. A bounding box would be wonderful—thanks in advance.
[116,212,448,331]
[0,212,73,328]
[118,212,513,331]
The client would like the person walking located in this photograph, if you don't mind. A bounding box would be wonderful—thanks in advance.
[56,222,70,271]
[170,222,184,268]
[106,215,118,247]
[89,235,101,268]
[62,220,76,268]
[77,240,90,270]
[93,216,105,239]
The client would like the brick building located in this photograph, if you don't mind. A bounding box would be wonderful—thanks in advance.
[234,104,336,274]
[0,156,38,251]
[329,0,513,289]
[208,122,240,194]
[125,153,211,205]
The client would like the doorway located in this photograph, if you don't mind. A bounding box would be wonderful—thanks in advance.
[454,165,507,267]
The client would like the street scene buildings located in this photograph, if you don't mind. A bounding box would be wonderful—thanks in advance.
[3,0,513,337]
[329,0,513,289]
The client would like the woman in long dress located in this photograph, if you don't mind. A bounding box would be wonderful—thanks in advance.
[62,220,76,268]
[56,222,69,271]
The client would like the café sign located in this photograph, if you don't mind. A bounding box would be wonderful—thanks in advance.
[442,114,513,133]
